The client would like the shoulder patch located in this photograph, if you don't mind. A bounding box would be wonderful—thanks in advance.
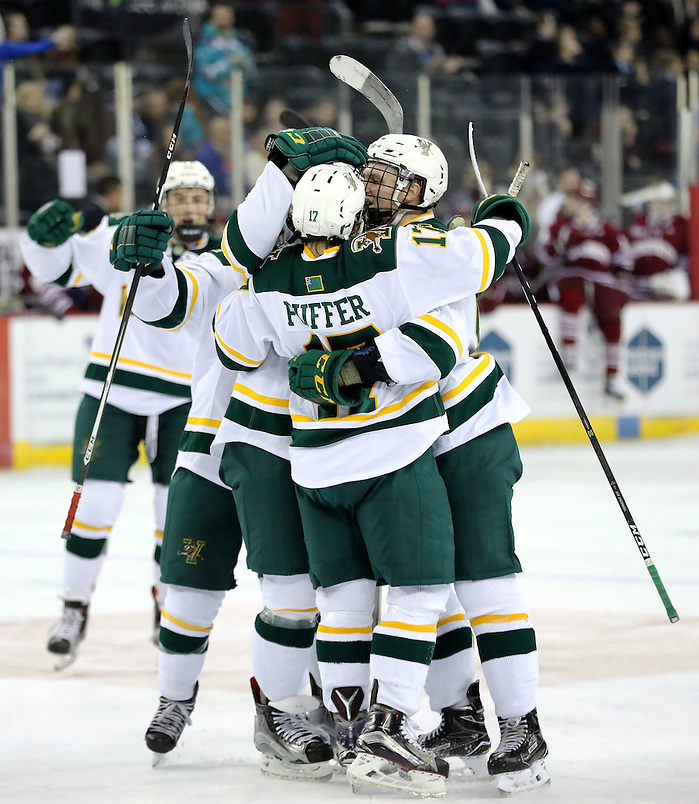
[350,225,394,254]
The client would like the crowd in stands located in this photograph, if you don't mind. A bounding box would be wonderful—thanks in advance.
[1,0,694,314]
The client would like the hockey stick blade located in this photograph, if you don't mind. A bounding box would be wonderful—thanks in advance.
[329,55,404,134]
[280,109,312,129]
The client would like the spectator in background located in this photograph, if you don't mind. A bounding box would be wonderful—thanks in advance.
[194,115,232,209]
[193,1,257,116]
[42,24,84,97]
[0,11,54,78]
[15,79,59,214]
[78,174,124,232]
[524,11,559,73]
[387,9,465,75]
[535,166,580,245]
[0,11,54,86]
[50,72,113,169]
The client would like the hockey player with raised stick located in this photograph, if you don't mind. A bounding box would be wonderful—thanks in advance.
[211,161,526,797]
[18,161,221,668]
[309,134,546,795]
[108,127,369,776]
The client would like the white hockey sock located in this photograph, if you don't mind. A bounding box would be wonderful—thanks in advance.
[424,588,476,712]
[371,584,451,718]
[157,585,225,701]
[316,579,376,712]
[63,551,106,604]
[253,574,319,702]
[63,479,124,602]
[456,576,539,718]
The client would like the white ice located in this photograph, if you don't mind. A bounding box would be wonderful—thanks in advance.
[3,436,698,803]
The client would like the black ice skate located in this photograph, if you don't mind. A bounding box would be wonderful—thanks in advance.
[604,377,625,402]
[145,681,198,766]
[330,686,368,769]
[251,676,334,782]
[47,600,88,670]
[488,708,550,796]
[348,703,449,798]
[420,680,491,777]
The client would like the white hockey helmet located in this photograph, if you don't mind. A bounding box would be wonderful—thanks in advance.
[367,134,449,208]
[161,161,215,214]
[291,162,366,240]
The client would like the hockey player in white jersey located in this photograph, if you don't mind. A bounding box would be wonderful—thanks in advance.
[338,134,547,795]
[18,161,220,667]
[212,161,527,797]
[107,128,369,777]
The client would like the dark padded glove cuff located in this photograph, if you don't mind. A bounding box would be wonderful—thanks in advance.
[350,341,393,386]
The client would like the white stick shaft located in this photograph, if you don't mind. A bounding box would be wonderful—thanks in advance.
[507,162,531,198]
[468,122,488,196]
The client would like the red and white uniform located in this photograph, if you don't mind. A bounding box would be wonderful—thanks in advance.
[540,212,632,378]
[626,212,689,299]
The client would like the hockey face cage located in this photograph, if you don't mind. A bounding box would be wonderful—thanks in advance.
[363,159,426,227]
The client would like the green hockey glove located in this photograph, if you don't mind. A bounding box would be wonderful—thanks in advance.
[288,349,367,409]
[266,127,368,184]
[27,199,83,247]
[471,194,530,244]
[109,210,174,274]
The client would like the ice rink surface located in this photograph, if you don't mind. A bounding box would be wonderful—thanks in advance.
[3,435,698,803]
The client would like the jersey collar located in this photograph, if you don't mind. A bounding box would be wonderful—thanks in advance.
[398,210,435,227]
[302,244,341,260]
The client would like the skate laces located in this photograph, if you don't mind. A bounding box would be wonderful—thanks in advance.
[497,717,527,753]
[150,698,193,739]
[399,715,425,750]
[52,607,85,641]
[271,710,322,746]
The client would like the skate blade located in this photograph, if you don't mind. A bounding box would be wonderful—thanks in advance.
[52,650,79,671]
[259,754,333,783]
[447,754,489,780]
[151,752,170,769]
[497,759,551,796]
[347,753,446,799]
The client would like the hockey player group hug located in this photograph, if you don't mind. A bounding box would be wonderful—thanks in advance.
[20,123,548,798]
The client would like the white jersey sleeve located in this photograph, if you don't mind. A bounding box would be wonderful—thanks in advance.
[375,303,465,385]
[132,251,241,334]
[221,162,293,274]
[18,233,75,286]
[395,218,521,316]
[213,284,274,372]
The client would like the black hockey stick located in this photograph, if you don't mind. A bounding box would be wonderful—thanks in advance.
[60,18,194,541]
[280,109,312,129]
[467,123,679,623]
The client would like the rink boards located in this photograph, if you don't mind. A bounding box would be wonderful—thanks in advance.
[1,301,699,468]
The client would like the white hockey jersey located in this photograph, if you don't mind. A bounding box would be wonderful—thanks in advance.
[19,217,203,416]
[213,216,522,488]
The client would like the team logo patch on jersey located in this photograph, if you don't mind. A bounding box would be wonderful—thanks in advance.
[178,538,205,564]
[305,275,324,292]
[351,226,393,255]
